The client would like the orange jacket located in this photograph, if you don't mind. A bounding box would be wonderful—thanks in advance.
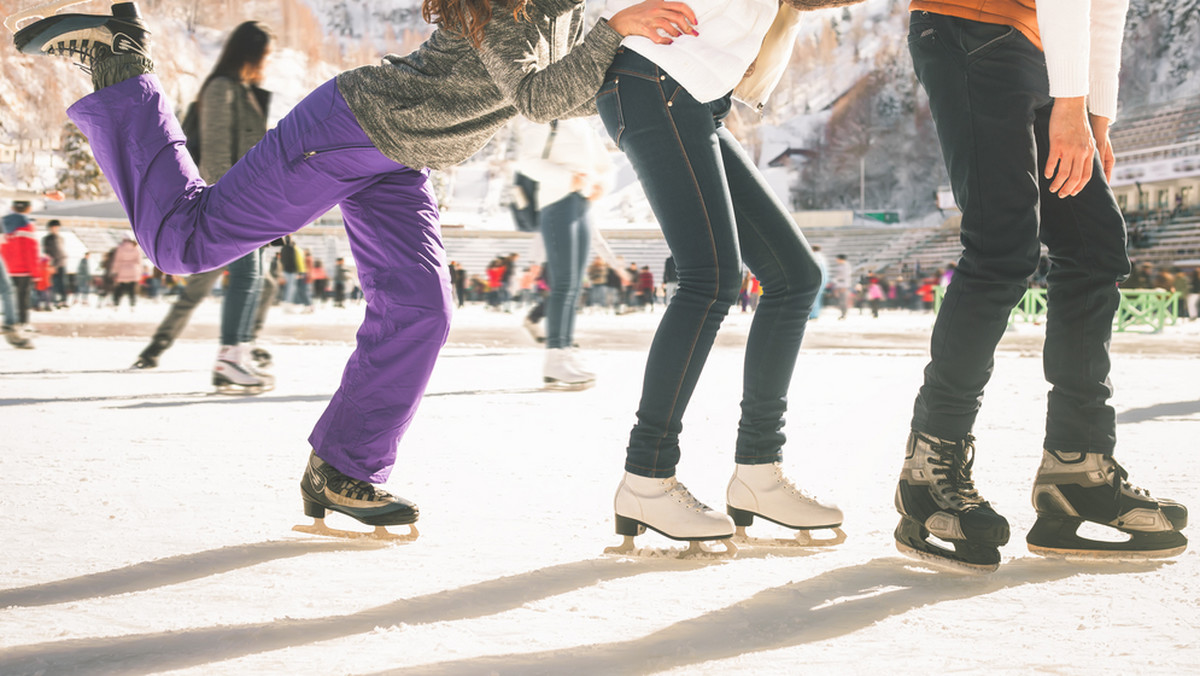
[909,0,1041,50]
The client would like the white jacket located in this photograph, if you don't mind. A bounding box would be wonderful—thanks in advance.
[514,118,615,208]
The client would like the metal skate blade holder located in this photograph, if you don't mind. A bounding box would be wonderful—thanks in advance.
[604,521,739,559]
[733,525,847,548]
[293,518,419,543]
[4,0,89,33]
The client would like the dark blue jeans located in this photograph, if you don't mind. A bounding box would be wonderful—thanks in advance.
[220,249,263,346]
[597,49,823,477]
[539,192,591,350]
[907,12,1130,453]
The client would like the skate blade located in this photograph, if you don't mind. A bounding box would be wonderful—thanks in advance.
[1027,542,1187,561]
[733,526,847,549]
[292,518,419,543]
[604,534,738,560]
[213,384,266,396]
[895,540,999,575]
[543,378,594,392]
[5,0,88,33]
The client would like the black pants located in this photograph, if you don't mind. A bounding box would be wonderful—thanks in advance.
[908,12,1130,453]
[13,276,32,324]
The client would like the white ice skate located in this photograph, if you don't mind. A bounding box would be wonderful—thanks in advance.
[566,348,595,380]
[604,472,737,558]
[543,348,594,391]
[3,324,33,349]
[5,0,87,33]
[212,344,273,395]
[726,462,846,548]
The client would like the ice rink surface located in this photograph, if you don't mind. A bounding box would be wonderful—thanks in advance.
[1,301,1198,675]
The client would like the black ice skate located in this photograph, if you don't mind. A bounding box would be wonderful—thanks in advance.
[250,346,273,369]
[131,337,168,369]
[10,1,149,69]
[294,451,419,542]
[894,431,1010,573]
[1027,450,1187,560]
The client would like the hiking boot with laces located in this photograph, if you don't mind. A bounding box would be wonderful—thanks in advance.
[1027,450,1187,559]
[894,431,1010,572]
[726,462,845,546]
[299,451,418,527]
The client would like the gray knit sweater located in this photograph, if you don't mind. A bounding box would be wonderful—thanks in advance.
[337,0,622,171]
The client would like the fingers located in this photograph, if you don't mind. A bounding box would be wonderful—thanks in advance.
[1045,152,1093,198]
[1100,147,1115,183]
[1045,135,1096,198]
[608,1,697,43]
[660,1,699,26]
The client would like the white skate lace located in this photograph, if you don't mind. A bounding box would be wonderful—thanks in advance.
[771,464,822,504]
[663,477,712,513]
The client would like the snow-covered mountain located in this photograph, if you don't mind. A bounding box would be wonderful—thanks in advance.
[1,0,1196,217]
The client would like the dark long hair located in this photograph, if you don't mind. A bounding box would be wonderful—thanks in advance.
[205,21,273,87]
[422,0,528,48]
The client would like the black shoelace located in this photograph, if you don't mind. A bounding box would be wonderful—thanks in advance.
[47,39,104,72]
[930,434,985,510]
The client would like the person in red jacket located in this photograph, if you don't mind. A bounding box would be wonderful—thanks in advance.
[34,255,53,311]
[636,265,655,310]
[1,200,40,329]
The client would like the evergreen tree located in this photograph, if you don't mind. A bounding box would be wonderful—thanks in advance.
[56,122,110,200]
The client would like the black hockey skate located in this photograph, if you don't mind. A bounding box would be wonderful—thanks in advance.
[894,432,1010,573]
[294,451,419,542]
[1027,450,1187,560]
[131,337,168,369]
[10,1,148,68]
[250,346,273,369]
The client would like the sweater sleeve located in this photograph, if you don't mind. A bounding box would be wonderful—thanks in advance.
[198,77,238,182]
[476,14,622,123]
[1037,0,1129,121]
[1087,0,1129,121]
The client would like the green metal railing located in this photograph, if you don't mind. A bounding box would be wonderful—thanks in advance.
[933,286,1180,332]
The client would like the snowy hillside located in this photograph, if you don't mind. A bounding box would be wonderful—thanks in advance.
[1,0,1197,214]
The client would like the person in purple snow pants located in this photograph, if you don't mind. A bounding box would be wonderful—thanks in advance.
[12,0,697,538]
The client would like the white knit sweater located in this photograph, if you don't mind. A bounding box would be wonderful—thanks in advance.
[1037,0,1130,121]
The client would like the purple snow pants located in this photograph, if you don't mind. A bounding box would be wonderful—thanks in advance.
[69,75,451,483]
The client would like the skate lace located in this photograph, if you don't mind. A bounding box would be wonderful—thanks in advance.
[772,464,818,502]
[1106,457,1151,499]
[929,434,985,510]
[327,473,393,502]
[663,477,712,513]
[45,39,106,72]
